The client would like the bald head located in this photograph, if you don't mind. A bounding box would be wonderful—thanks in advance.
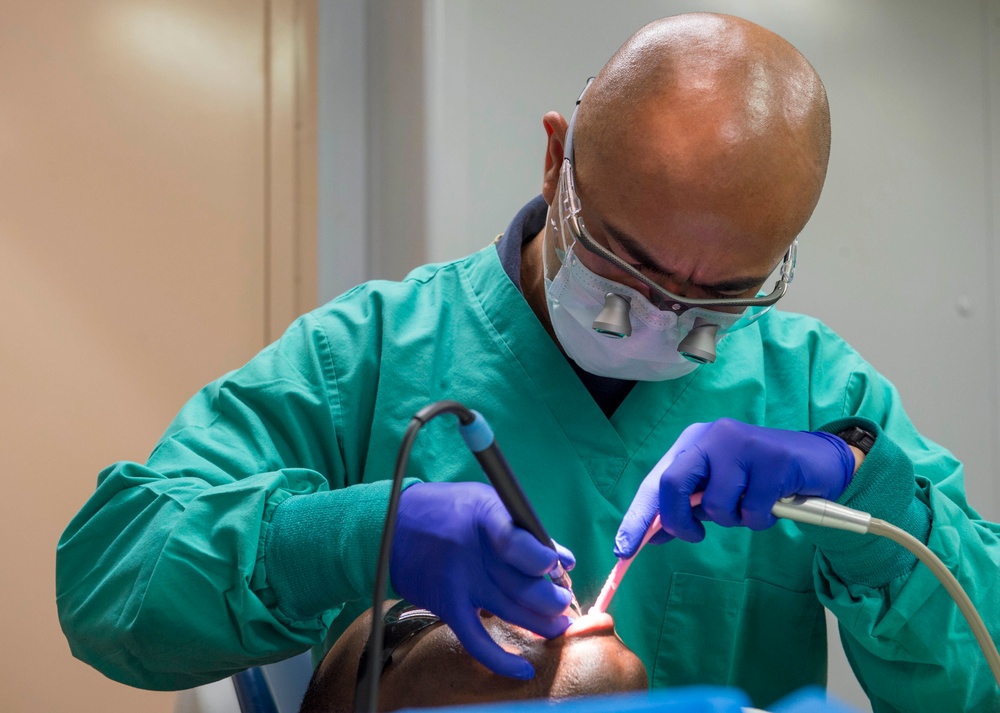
[300,604,647,712]
[581,14,829,159]
[578,13,829,223]
[538,13,830,297]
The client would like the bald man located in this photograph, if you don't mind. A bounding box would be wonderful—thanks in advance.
[298,603,647,713]
[59,12,999,713]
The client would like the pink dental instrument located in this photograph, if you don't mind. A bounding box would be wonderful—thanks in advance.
[589,492,704,615]
[589,514,661,615]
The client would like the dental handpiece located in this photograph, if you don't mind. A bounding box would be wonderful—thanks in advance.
[592,491,1000,687]
[591,491,878,615]
[592,492,874,615]
[458,412,583,617]
[587,492,844,614]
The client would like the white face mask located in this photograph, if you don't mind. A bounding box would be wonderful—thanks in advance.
[544,245,745,381]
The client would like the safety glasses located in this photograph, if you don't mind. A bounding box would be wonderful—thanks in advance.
[559,80,797,315]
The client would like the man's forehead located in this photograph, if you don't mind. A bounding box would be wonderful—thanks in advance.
[600,219,783,293]
[575,138,809,280]
[571,19,828,256]
[573,167,795,282]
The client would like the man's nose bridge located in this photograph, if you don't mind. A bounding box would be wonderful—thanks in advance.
[638,270,692,304]
[596,260,650,297]
[603,264,691,307]
[658,274,688,296]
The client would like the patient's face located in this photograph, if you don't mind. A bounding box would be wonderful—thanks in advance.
[301,602,648,712]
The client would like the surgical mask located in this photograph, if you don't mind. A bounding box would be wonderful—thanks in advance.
[544,242,746,381]
[539,79,797,379]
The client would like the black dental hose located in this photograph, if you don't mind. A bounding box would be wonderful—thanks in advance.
[353,400,475,713]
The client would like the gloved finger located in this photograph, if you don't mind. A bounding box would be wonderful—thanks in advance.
[552,539,576,571]
[616,422,712,556]
[482,586,573,640]
[447,605,535,680]
[614,457,667,557]
[487,561,573,618]
[484,518,561,576]
[659,446,710,542]
[739,462,783,531]
[699,448,748,528]
[614,483,659,558]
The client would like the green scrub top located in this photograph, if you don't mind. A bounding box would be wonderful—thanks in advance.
[57,244,1000,711]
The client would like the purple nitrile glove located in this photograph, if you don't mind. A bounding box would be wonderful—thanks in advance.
[615,419,856,556]
[390,481,575,679]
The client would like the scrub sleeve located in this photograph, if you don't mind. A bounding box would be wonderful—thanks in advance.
[57,311,408,689]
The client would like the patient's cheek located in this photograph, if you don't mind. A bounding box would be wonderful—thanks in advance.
[564,612,614,637]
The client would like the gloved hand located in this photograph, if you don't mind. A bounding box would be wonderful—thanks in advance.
[615,419,856,556]
[390,481,575,679]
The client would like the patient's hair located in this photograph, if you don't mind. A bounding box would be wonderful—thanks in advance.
[300,601,648,713]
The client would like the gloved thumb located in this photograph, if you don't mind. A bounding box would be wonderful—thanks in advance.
[553,539,576,571]
[448,606,535,680]
[615,423,711,558]
[614,483,659,559]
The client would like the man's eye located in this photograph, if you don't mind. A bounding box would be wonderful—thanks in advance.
[634,262,668,278]
[690,285,739,299]
[711,288,753,298]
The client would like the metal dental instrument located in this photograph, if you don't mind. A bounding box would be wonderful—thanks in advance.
[459,411,584,617]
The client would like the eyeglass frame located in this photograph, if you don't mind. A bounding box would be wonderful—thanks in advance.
[560,78,797,314]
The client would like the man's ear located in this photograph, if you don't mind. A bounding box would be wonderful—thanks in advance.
[541,112,569,205]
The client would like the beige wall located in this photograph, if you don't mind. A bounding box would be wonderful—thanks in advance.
[0,1,315,710]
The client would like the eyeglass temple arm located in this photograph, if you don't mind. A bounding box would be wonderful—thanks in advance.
[565,77,595,162]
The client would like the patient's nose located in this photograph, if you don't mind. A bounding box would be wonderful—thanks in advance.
[564,612,614,637]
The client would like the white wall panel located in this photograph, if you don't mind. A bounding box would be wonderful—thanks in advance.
[317,0,367,302]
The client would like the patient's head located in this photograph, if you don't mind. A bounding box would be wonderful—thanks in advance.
[300,601,648,712]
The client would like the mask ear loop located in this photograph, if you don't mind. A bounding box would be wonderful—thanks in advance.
[728,304,773,332]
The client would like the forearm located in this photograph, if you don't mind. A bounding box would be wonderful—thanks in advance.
[800,417,931,587]
[56,461,334,689]
[56,459,418,690]
[818,485,1000,711]
[263,477,421,623]
[797,419,1000,711]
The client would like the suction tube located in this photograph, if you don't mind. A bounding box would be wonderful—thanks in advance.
[591,494,1000,689]
[774,496,1000,687]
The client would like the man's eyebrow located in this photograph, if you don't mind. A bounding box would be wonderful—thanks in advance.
[602,220,774,293]
[602,221,672,276]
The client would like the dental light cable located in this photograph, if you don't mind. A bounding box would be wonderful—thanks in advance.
[354,400,476,713]
[356,401,581,712]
